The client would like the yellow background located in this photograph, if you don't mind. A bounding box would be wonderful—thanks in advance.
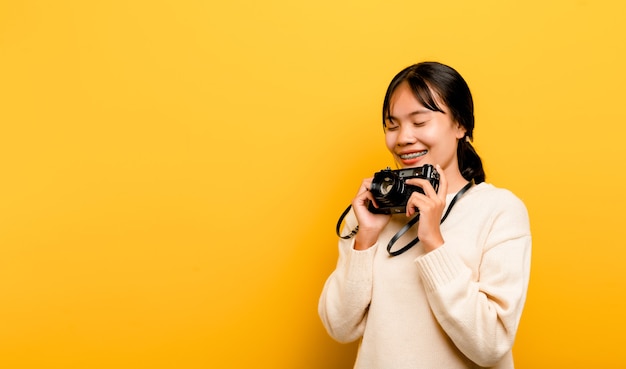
[1,0,625,368]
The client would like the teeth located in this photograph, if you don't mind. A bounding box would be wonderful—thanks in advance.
[400,151,426,159]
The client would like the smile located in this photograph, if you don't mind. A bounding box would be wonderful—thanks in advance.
[400,151,427,159]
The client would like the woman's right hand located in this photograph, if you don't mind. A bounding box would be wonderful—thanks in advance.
[351,178,391,250]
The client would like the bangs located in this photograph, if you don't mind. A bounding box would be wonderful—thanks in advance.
[383,74,445,125]
[407,76,445,114]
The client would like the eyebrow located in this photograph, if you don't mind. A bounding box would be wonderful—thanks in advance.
[387,109,432,121]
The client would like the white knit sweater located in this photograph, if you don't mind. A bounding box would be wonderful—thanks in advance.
[319,182,531,368]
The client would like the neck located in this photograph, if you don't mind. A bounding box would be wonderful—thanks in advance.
[445,172,471,195]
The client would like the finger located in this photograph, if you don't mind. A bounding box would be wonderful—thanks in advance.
[356,178,373,196]
[353,177,380,213]
[405,191,427,217]
[354,188,374,208]
[364,191,378,208]
[405,178,438,198]
[403,178,435,217]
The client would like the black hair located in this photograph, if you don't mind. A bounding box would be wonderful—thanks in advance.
[382,61,486,184]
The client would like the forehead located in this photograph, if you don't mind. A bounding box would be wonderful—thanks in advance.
[388,81,447,116]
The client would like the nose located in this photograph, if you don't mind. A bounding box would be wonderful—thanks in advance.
[397,124,416,146]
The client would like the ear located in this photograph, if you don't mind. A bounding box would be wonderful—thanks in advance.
[455,122,467,139]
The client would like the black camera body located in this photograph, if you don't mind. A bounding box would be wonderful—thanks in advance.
[368,164,440,214]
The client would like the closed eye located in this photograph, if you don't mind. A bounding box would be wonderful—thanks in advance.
[385,118,399,131]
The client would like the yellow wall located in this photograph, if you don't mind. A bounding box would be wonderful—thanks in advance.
[1,0,625,368]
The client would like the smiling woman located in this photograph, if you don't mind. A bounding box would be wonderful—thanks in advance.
[318,62,532,368]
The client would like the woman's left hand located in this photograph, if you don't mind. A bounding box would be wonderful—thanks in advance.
[404,164,448,252]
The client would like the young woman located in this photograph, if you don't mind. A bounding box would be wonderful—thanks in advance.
[319,62,531,368]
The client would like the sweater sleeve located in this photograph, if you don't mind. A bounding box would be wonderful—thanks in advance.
[415,193,532,367]
[318,212,378,343]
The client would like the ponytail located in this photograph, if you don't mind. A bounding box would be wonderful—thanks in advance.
[458,137,485,184]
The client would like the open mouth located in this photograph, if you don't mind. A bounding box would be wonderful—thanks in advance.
[399,151,427,160]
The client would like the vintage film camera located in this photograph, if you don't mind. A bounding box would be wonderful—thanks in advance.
[368,164,440,214]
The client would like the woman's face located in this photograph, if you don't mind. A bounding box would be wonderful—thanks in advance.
[385,81,466,172]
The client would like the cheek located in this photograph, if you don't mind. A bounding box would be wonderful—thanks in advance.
[384,132,396,151]
[417,128,439,146]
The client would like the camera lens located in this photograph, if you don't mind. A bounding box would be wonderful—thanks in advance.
[371,170,404,208]
[380,176,394,195]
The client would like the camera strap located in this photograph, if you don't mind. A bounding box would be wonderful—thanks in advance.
[387,180,474,256]
[336,204,359,239]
